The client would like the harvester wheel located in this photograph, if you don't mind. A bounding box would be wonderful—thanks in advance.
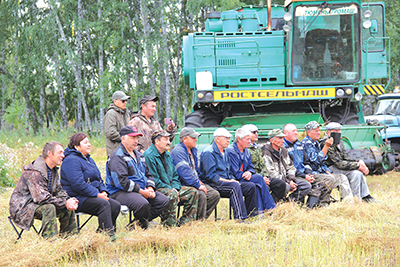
[382,153,395,172]
[185,109,222,128]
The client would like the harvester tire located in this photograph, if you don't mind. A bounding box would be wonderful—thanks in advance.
[325,108,359,125]
[382,153,395,172]
[185,109,222,128]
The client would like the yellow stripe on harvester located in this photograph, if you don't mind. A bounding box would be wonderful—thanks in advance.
[364,85,385,95]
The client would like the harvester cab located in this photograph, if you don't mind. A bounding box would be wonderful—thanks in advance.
[180,0,394,173]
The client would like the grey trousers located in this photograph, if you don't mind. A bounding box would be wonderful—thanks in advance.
[197,184,220,220]
[330,167,370,200]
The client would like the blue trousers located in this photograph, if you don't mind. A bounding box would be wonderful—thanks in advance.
[210,180,256,220]
[241,174,276,212]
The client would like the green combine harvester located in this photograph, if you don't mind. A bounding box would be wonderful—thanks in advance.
[179,0,395,173]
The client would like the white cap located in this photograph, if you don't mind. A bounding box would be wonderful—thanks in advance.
[326,122,342,131]
[242,124,258,132]
[213,128,232,138]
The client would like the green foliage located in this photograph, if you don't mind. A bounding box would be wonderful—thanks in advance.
[3,100,26,130]
[0,157,13,187]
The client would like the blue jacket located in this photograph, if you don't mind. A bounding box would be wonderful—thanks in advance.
[60,147,107,210]
[300,135,331,174]
[225,142,256,181]
[143,144,181,190]
[199,142,235,184]
[170,142,201,189]
[105,144,155,195]
[284,138,313,178]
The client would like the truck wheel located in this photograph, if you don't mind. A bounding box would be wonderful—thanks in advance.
[382,153,395,172]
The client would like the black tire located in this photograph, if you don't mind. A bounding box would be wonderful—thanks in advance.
[382,153,395,172]
[185,109,223,128]
[324,106,359,125]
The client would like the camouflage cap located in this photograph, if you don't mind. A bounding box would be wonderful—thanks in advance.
[268,129,286,139]
[139,95,159,106]
[151,130,171,141]
[326,122,342,131]
[304,121,321,131]
[112,91,130,101]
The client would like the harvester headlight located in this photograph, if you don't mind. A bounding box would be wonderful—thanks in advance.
[283,25,291,32]
[345,88,352,95]
[198,92,204,99]
[205,92,214,101]
[283,12,292,22]
[355,92,363,101]
[363,10,372,18]
[336,89,344,97]
[363,19,372,29]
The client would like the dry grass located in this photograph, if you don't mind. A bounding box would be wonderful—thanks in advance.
[1,141,400,266]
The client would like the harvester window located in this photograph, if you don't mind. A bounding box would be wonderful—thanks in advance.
[292,3,360,84]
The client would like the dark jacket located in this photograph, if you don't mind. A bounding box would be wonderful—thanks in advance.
[170,142,201,189]
[199,142,235,185]
[322,138,359,170]
[9,156,69,230]
[60,147,107,211]
[105,144,155,195]
[226,142,256,181]
[283,139,313,178]
[104,103,130,156]
[143,144,181,190]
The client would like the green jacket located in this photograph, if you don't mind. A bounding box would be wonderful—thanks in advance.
[325,140,358,171]
[248,144,269,177]
[103,103,130,156]
[143,144,181,190]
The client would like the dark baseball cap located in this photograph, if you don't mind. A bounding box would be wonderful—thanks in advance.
[179,127,201,138]
[139,95,159,106]
[120,126,143,137]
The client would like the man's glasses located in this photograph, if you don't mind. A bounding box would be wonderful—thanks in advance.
[251,131,258,134]
[121,99,128,103]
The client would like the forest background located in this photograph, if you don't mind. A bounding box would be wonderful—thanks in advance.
[2,0,399,135]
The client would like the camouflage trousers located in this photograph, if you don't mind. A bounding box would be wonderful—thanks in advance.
[313,173,353,206]
[34,204,77,239]
[157,186,199,227]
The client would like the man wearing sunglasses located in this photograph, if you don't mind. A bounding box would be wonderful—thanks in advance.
[104,91,131,157]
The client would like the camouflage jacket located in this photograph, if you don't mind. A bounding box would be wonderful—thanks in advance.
[262,143,296,183]
[9,156,69,230]
[323,139,358,170]
[129,113,175,152]
[248,143,269,177]
[104,103,131,156]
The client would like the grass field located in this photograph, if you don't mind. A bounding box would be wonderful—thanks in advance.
[1,135,400,266]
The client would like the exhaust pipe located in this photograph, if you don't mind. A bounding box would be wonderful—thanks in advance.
[266,0,272,31]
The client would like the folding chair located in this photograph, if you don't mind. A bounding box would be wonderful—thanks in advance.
[176,200,227,220]
[8,216,40,243]
[75,212,94,233]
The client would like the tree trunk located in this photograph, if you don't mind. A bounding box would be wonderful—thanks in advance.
[98,0,105,132]
[1,50,4,129]
[53,51,68,128]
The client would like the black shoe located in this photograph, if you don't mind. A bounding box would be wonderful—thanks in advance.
[362,195,378,203]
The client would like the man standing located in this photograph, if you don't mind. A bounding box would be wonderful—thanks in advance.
[199,128,258,221]
[226,128,276,212]
[129,95,177,152]
[9,141,78,239]
[324,122,376,202]
[144,130,199,227]
[262,129,311,204]
[105,126,169,229]
[301,121,353,205]
[282,123,329,208]
[171,127,220,220]
[104,91,131,157]
[242,124,287,202]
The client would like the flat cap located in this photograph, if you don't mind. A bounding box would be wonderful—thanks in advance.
[139,95,159,106]
[179,127,201,138]
[213,128,232,138]
[120,125,143,137]
[151,130,171,141]
[112,91,130,101]
[268,129,286,139]
[242,124,258,133]
[326,122,342,131]
[304,121,321,131]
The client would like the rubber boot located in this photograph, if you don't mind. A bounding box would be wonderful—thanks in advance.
[307,196,319,209]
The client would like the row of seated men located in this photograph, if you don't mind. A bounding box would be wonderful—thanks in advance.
[8,121,375,241]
